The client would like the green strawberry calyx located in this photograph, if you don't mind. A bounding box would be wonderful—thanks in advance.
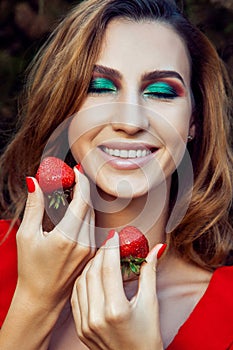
[47,189,72,210]
[120,256,146,276]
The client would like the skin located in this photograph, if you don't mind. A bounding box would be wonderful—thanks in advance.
[0,19,212,350]
[67,19,210,350]
[0,170,96,350]
[69,20,193,202]
[69,18,195,244]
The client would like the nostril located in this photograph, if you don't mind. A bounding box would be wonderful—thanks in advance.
[111,121,147,135]
[110,103,150,133]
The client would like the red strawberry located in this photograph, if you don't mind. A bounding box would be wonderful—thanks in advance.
[35,156,75,209]
[119,226,149,275]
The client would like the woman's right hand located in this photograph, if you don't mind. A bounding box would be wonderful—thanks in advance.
[0,167,96,349]
[16,167,96,309]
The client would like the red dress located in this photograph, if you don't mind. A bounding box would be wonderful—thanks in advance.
[0,220,233,349]
[167,265,233,349]
[0,220,18,326]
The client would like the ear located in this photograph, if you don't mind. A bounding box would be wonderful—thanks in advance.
[189,116,196,139]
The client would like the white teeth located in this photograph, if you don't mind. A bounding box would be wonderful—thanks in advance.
[102,146,151,158]
[142,149,147,157]
[113,149,120,156]
[120,150,128,158]
[128,150,137,158]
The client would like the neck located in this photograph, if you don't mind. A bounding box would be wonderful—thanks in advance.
[90,180,170,249]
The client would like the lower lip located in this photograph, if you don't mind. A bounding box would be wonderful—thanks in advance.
[98,147,157,170]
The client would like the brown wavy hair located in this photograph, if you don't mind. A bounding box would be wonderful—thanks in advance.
[0,0,232,269]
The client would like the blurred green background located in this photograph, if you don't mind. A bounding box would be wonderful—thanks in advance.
[0,0,233,154]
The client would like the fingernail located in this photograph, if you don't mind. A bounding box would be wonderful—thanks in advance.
[75,163,84,174]
[101,229,116,246]
[157,243,167,259]
[26,177,35,193]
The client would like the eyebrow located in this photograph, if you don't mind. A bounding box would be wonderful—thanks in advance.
[93,65,122,80]
[141,70,186,87]
[93,65,185,86]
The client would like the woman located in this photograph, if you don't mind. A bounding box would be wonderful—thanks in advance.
[0,0,233,349]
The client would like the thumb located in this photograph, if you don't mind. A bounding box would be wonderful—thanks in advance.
[137,243,167,304]
[20,177,44,233]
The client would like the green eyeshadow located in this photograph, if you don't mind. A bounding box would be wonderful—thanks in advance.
[143,81,177,98]
[88,77,117,93]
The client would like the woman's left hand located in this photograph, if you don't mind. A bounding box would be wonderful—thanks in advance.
[71,232,164,350]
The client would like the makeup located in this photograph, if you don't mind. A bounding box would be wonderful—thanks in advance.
[75,163,84,174]
[101,229,116,246]
[69,19,192,200]
[88,77,117,94]
[26,177,35,193]
[157,243,167,259]
[98,141,159,170]
[143,81,178,100]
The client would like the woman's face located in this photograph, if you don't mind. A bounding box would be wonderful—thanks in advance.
[69,19,193,199]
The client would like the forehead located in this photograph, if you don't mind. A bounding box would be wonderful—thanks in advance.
[96,18,191,83]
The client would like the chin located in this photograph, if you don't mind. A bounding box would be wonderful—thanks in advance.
[100,181,150,199]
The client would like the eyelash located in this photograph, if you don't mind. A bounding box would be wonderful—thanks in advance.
[143,82,178,100]
[88,77,117,95]
[88,77,179,100]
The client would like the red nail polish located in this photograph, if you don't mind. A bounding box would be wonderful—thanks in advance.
[75,163,84,174]
[101,229,116,246]
[157,243,167,259]
[26,177,35,193]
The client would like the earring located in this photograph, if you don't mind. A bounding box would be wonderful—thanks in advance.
[187,135,193,141]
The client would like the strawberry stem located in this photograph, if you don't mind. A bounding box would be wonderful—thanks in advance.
[120,256,146,276]
[47,189,71,209]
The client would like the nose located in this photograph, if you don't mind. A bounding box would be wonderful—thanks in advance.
[110,103,149,135]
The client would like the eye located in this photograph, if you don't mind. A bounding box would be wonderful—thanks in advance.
[88,77,117,94]
[143,81,178,100]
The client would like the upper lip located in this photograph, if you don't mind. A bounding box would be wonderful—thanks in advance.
[99,141,158,151]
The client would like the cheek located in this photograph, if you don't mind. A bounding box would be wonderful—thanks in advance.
[150,104,191,164]
[150,105,191,142]
[68,103,117,150]
[68,108,103,159]
[68,119,95,164]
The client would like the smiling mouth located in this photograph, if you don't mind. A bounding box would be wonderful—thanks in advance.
[100,146,157,159]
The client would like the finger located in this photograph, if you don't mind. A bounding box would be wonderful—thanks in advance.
[136,244,166,305]
[78,252,109,350]
[72,277,96,349]
[74,263,105,349]
[71,281,82,333]
[53,168,91,242]
[77,208,96,249]
[20,177,44,234]
[89,209,96,249]
[102,233,128,310]
[73,166,92,207]
[86,249,105,327]
[75,268,90,335]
